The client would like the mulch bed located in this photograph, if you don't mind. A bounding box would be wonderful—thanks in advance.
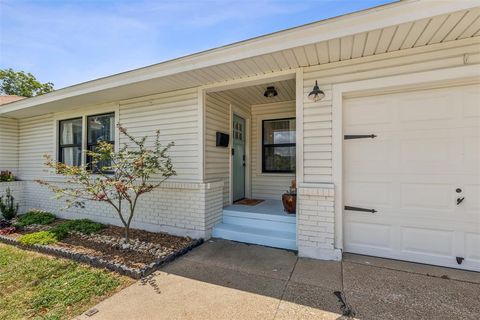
[0,219,202,278]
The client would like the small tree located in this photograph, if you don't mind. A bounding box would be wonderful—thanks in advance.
[0,188,19,220]
[37,124,176,243]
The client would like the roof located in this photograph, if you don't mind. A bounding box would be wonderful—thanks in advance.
[0,95,26,105]
[1,0,479,118]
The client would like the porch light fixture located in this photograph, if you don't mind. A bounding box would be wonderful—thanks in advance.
[264,86,278,98]
[308,80,325,102]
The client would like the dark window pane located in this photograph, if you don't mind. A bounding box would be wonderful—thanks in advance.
[88,114,114,144]
[87,144,113,172]
[263,119,296,144]
[263,146,296,172]
[60,118,82,145]
[60,147,82,166]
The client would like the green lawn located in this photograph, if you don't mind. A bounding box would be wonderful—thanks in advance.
[0,243,133,320]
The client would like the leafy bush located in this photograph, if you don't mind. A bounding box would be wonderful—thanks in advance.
[19,231,57,245]
[65,219,104,234]
[16,210,55,227]
[50,219,105,240]
[0,170,14,182]
[0,187,19,220]
[50,224,70,240]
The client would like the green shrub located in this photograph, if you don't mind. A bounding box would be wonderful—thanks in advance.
[50,219,104,240]
[50,224,70,240]
[65,219,104,234]
[19,231,58,245]
[16,210,55,226]
[0,187,19,220]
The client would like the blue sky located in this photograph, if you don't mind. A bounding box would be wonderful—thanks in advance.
[1,0,394,89]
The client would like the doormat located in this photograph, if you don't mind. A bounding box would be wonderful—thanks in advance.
[234,199,264,206]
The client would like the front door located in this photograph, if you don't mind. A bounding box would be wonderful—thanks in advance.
[232,115,246,201]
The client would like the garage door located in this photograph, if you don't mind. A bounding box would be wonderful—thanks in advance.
[343,83,480,271]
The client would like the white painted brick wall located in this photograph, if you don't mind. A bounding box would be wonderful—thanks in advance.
[23,180,224,239]
[297,183,341,260]
[0,181,26,216]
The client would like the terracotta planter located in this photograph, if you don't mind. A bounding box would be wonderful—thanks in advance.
[282,194,296,214]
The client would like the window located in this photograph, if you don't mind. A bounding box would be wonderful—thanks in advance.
[262,118,296,173]
[58,113,115,171]
[87,113,115,172]
[58,118,82,166]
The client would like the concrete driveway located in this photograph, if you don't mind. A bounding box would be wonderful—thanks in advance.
[78,239,480,320]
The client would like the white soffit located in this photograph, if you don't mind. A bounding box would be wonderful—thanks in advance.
[209,79,296,106]
[1,1,479,118]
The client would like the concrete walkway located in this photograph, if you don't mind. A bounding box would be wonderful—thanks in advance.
[78,239,480,320]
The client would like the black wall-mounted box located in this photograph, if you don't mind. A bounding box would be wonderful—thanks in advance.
[216,132,229,147]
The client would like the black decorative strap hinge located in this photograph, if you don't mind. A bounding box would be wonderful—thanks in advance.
[456,257,464,265]
[345,205,377,214]
[344,134,377,140]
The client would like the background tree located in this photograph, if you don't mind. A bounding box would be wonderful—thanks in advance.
[0,68,54,97]
[37,124,176,244]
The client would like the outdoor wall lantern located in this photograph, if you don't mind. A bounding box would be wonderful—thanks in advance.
[264,86,278,98]
[308,80,325,102]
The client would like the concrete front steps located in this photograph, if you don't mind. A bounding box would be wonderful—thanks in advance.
[212,209,297,250]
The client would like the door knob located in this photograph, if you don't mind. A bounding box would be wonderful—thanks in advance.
[457,197,465,205]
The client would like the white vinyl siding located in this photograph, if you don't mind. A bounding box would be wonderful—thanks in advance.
[0,117,19,174]
[15,88,200,182]
[205,94,231,205]
[251,101,295,200]
[300,38,480,183]
[18,114,54,180]
[119,88,200,181]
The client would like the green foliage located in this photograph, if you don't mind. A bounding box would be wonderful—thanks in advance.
[0,188,19,220]
[38,125,176,243]
[16,210,56,227]
[18,231,58,245]
[0,170,15,182]
[0,68,54,97]
[0,243,130,320]
[64,219,104,234]
[50,219,104,240]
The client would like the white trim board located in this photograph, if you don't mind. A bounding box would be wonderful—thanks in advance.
[331,64,480,250]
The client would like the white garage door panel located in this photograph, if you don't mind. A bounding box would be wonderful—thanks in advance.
[344,83,480,271]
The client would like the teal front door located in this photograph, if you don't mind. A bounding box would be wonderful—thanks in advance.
[232,115,245,202]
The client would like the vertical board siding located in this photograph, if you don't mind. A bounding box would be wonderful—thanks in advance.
[204,94,231,205]
[251,101,296,199]
[119,88,200,181]
[18,114,54,180]
[0,117,19,174]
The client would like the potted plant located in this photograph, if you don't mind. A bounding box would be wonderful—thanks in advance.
[282,180,296,214]
[0,171,14,182]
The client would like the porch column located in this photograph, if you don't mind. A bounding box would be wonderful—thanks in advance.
[297,183,341,260]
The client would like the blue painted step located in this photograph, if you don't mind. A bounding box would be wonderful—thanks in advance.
[212,223,296,251]
[222,210,296,233]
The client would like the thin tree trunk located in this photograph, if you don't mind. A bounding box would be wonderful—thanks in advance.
[124,225,130,243]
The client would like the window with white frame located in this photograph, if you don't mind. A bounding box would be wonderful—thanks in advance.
[58,113,115,170]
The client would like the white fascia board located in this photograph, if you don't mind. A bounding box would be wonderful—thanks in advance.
[1,0,478,115]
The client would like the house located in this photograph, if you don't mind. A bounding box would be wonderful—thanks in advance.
[0,0,478,272]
